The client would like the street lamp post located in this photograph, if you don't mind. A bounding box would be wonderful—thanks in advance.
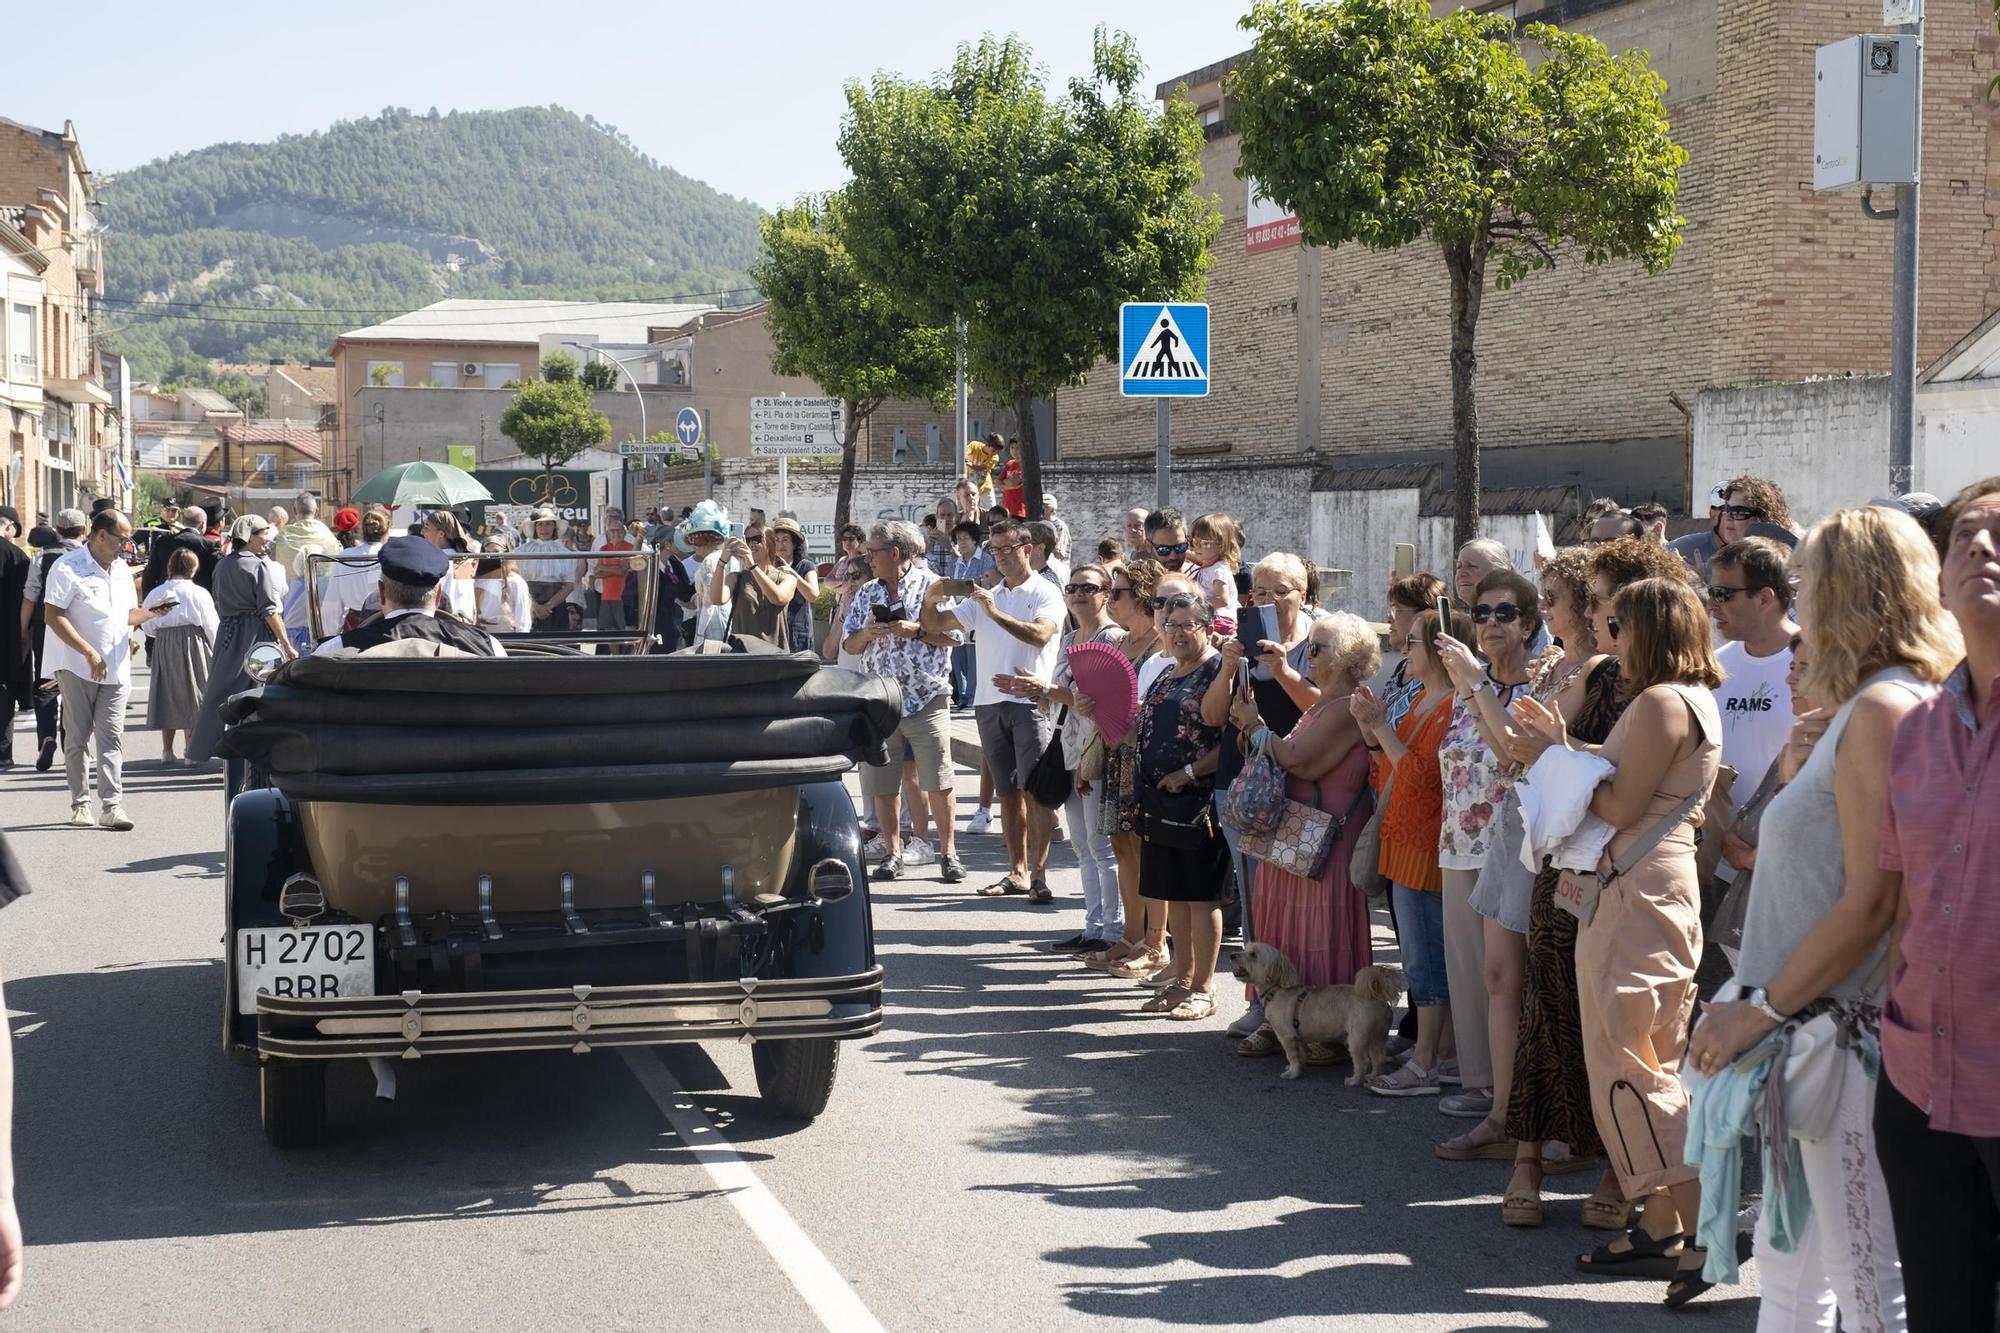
[563,342,647,527]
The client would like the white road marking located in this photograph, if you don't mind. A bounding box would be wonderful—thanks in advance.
[622,1049,887,1333]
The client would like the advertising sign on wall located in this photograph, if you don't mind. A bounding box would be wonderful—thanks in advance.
[1246,178,1302,255]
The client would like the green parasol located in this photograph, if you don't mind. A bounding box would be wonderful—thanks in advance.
[350,460,493,509]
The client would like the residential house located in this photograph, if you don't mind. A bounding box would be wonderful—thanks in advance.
[328,298,713,494]
[267,362,336,424]
[132,385,244,485]
[182,422,329,510]
[0,116,114,518]
[1,208,46,517]
[1055,0,2000,512]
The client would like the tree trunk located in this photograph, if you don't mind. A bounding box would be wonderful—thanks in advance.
[1014,392,1044,522]
[834,399,862,537]
[1445,234,1489,552]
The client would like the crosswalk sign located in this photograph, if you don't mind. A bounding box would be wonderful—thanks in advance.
[1120,302,1210,398]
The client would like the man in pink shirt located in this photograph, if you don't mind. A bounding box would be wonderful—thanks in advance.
[1875,475,2000,1332]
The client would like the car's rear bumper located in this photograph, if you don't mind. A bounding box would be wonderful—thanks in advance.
[254,967,884,1059]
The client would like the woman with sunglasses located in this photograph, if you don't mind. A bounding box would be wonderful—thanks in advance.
[1423,569,1547,1157]
[1520,574,1724,1308]
[709,521,797,650]
[1226,612,1382,1058]
[1352,607,1471,1094]
[1503,536,1695,1233]
[1379,572,1449,735]
[1129,593,1228,1020]
[1086,562,1169,979]
[999,563,1127,946]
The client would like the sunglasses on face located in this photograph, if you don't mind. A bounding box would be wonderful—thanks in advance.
[1150,594,1198,611]
[1108,587,1135,601]
[1306,640,1334,659]
[1153,542,1189,558]
[1471,602,1524,625]
[1707,584,1750,603]
[745,533,764,544]
[1722,504,1765,521]
[1064,582,1106,597]
[1605,615,1622,640]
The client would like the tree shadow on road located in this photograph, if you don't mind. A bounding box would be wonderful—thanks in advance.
[5,960,815,1244]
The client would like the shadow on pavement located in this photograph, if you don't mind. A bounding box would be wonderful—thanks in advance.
[869,908,1750,1329]
[7,959,819,1244]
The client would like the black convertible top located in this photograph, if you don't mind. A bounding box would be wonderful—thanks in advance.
[216,652,904,804]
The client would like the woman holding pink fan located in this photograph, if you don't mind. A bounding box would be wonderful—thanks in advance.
[997,562,1127,950]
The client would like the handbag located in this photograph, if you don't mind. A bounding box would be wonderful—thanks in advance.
[1780,1011,1849,1141]
[1076,730,1106,783]
[1025,707,1074,809]
[1219,733,1287,837]
[1350,770,1393,907]
[1553,783,1705,927]
[1137,779,1215,850]
[1240,778,1370,880]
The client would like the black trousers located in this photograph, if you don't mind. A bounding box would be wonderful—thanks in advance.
[1874,1071,2000,1332]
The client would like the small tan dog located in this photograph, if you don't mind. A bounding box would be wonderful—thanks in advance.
[1229,943,1408,1084]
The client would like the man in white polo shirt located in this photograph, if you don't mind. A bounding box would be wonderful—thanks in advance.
[42,509,167,830]
[921,517,1064,902]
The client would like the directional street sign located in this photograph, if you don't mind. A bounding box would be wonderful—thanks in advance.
[620,441,702,458]
[675,407,702,446]
[1120,302,1210,398]
[751,395,843,456]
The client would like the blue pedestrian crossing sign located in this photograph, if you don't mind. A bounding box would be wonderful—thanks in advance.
[1120,302,1210,398]
[675,407,702,445]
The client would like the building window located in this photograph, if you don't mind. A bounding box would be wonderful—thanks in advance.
[484,362,520,386]
[166,444,199,469]
[254,452,277,478]
[430,361,460,388]
[367,360,404,387]
[9,304,33,379]
[293,463,315,489]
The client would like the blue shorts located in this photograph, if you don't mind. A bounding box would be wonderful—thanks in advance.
[1392,882,1449,1007]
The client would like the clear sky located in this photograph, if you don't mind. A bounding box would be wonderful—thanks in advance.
[7,0,1253,211]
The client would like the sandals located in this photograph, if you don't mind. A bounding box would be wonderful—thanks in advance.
[1302,1042,1343,1066]
[1083,942,1136,970]
[1575,1226,1683,1280]
[1502,1159,1543,1228]
[1367,1060,1443,1097]
[977,875,1027,897]
[1662,1240,1714,1309]
[1235,1029,1281,1058]
[1166,991,1216,1022]
[1105,950,1164,980]
[1581,1172,1635,1231]
[1435,1120,1517,1162]
[1025,879,1053,904]
[1140,984,1191,1013]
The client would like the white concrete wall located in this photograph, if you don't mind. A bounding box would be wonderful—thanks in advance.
[1311,489,1550,618]
[1918,381,2000,502]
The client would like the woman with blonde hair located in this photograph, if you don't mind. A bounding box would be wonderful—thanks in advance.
[474,540,532,633]
[420,509,478,621]
[1687,506,1958,1327]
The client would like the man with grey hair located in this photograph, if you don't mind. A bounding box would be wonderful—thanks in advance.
[842,520,965,882]
[273,491,342,649]
[1039,494,1070,562]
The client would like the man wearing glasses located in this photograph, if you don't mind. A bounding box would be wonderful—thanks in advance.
[1706,536,1797,869]
[922,518,1066,900]
[1145,508,1190,572]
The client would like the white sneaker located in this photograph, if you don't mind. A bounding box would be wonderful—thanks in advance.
[862,835,894,863]
[101,806,134,832]
[68,804,97,829]
[899,837,937,868]
[967,808,994,835]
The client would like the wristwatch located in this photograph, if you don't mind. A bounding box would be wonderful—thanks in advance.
[1182,764,1196,782]
[1746,986,1790,1025]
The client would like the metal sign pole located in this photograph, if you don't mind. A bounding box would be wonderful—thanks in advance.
[701,411,714,501]
[1156,400,1170,508]
[778,455,789,514]
[1888,6,1923,495]
[953,316,969,477]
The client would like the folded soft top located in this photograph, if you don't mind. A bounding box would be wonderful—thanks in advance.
[217,652,904,804]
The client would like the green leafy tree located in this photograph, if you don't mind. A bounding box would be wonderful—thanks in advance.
[1230,0,1686,546]
[133,471,173,525]
[499,377,610,478]
[838,28,1219,506]
[539,351,579,383]
[753,190,954,531]
[577,358,620,390]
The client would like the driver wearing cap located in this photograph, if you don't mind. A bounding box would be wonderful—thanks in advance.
[313,536,507,657]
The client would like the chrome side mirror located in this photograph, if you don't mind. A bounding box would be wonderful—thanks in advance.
[245,642,287,683]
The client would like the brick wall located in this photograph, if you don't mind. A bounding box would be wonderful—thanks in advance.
[1060,0,2000,510]
[1693,376,1891,523]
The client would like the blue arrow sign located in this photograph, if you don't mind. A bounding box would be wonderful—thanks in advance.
[1120,302,1210,398]
[675,407,702,445]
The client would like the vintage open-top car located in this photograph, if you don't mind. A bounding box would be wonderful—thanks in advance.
[215,647,901,1146]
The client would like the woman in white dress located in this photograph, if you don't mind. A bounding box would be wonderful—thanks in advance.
[474,541,532,634]
[141,546,220,765]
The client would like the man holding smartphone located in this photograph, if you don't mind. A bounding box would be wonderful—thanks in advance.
[844,522,965,883]
[923,518,1065,902]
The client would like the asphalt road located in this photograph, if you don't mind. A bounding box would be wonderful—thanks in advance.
[1,671,1761,1332]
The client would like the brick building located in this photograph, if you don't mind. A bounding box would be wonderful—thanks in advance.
[1055,0,2000,510]
[0,116,117,521]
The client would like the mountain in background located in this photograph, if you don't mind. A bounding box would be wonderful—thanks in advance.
[99,106,766,378]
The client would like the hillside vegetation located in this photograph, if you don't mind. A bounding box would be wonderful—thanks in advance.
[100,106,765,376]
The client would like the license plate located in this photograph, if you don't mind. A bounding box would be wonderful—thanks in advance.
[235,925,375,1014]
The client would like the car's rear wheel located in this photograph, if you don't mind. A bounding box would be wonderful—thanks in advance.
[260,1058,327,1148]
[752,1038,839,1121]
